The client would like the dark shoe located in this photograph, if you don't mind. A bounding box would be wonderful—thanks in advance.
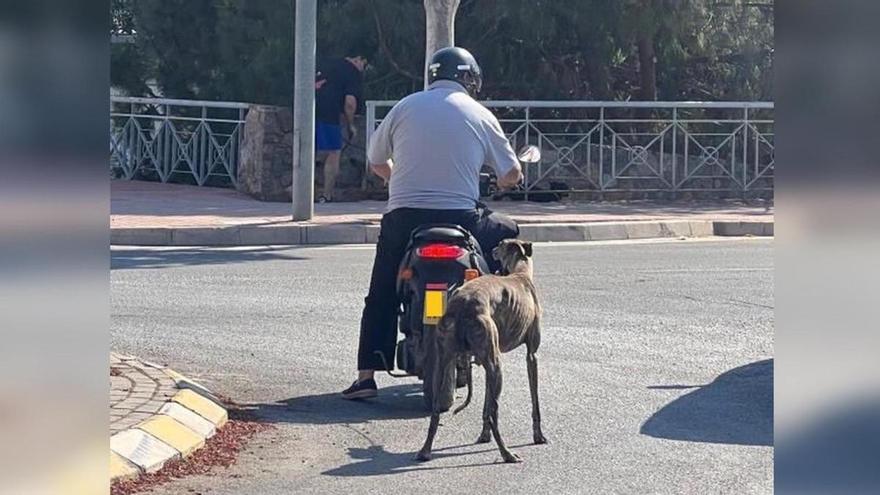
[341,378,377,400]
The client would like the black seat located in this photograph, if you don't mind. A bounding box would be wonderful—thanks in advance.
[411,224,469,244]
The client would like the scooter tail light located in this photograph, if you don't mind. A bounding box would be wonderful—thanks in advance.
[416,243,466,260]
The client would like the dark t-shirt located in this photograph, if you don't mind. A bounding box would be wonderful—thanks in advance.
[315,58,363,124]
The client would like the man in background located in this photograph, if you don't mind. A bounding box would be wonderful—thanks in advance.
[314,49,367,203]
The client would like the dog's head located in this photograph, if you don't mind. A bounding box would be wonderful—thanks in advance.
[492,239,533,275]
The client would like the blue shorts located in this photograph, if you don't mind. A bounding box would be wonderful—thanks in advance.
[315,122,343,151]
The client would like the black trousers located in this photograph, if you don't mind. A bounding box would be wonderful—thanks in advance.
[357,206,519,370]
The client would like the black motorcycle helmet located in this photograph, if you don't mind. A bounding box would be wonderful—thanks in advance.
[426,47,483,95]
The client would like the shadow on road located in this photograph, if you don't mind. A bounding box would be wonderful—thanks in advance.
[641,359,773,446]
[320,442,526,477]
[241,384,536,475]
[243,384,430,425]
[110,247,307,270]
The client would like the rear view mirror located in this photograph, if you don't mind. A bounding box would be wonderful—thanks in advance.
[517,145,541,163]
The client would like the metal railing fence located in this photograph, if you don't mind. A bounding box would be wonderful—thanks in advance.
[110,97,249,187]
[110,98,773,196]
[366,100,774,196]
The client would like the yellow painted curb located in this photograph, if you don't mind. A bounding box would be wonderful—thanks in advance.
[172,389,228,427]
[110,358,231,486]
[164,369,220,402]
[110,451,140,481]
[136,415,205,457]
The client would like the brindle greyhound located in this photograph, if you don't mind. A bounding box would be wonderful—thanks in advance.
[417,239,546,463]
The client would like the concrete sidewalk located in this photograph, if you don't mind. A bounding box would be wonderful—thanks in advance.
[111,181,774,246]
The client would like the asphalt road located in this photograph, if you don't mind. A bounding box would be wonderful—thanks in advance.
[111,238,774,494]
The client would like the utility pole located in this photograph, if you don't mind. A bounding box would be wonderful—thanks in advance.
[292,0,317,221]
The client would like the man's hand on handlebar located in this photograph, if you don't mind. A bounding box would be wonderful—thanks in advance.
[496,166,524,190]
[497,178,524,191]
[370,159,393,184]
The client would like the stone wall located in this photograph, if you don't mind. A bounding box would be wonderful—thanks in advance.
[237,105,293,201]
[237,104,379,202]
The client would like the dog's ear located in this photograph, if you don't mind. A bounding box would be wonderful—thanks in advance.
[514,241,532,258]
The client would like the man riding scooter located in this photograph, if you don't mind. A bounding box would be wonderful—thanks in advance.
[342,47,524,400]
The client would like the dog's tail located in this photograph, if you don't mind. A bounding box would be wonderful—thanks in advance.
[453,360,473,415]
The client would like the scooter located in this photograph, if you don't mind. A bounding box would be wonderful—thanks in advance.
[373,146,541,409]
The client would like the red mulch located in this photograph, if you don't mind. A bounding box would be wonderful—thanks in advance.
[111,409,272,495]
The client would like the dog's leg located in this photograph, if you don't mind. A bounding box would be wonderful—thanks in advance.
[417,330,456,462]
[476,366,492,443]
[484,360,521,463]
[416,413,440,462]
[527,349,547,444]
[470,317,493,444]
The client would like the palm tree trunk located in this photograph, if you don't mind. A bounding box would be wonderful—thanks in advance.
[636,34,657,101]
[585,55,612,100]
[423,0,460,89]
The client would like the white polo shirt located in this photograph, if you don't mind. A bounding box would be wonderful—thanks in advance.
[367,80,519,212]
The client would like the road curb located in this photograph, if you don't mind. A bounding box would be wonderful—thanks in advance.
[111,219,773,246]
[110,356,228,483]
[713,220,774,237]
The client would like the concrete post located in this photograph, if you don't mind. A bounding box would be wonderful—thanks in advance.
[423,0,460,89]
[292,0,317,221]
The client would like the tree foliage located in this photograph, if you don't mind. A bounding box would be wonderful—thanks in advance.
[112,0,293,104]
[111,0,773,104]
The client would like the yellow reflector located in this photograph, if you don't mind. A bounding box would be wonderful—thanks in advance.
[423,290,446,324]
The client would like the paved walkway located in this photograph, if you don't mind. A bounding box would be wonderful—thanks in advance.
[110,354,178,435]
[111,181,773,246]
[112,181,772,227]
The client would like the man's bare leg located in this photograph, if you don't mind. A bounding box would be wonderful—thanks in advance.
[322,150,341,201]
